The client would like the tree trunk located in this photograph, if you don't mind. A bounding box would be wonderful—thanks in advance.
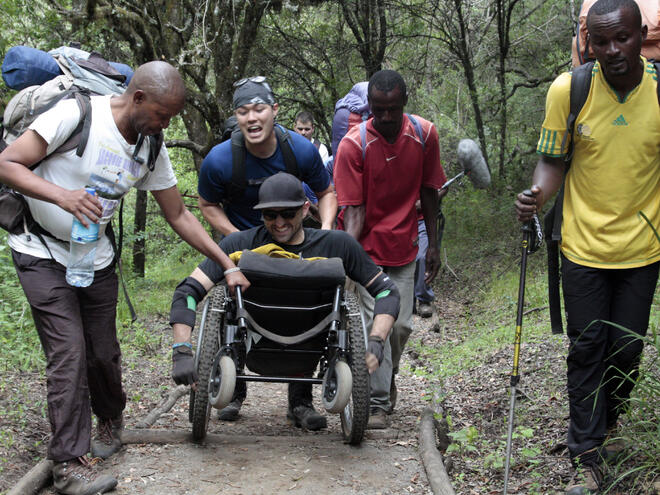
[132,189,148,277]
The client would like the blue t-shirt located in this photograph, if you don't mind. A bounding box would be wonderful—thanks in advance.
[198,125,331,230]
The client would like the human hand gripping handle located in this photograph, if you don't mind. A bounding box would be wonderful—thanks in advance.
[224,267,251,293]
[514,185,542,223]
[172,345,198,385]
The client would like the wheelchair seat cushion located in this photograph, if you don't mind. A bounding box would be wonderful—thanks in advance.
[237,250,346,289]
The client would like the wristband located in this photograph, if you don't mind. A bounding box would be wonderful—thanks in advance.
[223,267,241,276]
[172,342,192,350]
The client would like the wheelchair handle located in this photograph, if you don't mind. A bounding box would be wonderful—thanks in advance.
[234,286,247,329]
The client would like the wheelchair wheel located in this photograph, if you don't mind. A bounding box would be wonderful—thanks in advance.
[209,355,236,410]
[191,286,225,441]
[189,294,212,424]
[322,360,352,414]
[339,291,369,445]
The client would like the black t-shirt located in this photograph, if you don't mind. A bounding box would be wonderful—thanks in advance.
[199,227,381,292]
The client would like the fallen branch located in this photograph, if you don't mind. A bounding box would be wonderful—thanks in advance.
[134,385,189,429]
[442,248,459,281]
[7,459,53,495]
[523,305,547,316]
[419,407,456,495]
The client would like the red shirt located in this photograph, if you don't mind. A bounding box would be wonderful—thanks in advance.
[334,114,446,266]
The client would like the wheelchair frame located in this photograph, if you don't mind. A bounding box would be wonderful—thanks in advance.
[189,284,369,445]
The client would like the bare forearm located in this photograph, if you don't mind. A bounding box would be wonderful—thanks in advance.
[317,189,338,230]
[515,156,566,222]
[199,202,239,236]
[167,209,235,270]
[0,162,65,202]
[173,323,193,344]
[371,314,394,341]
[531,158,566,210]
[344,205,365,240]
[420,187,439,250]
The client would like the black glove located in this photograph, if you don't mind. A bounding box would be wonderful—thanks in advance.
[172,346,198,385]
[367,336,385,365]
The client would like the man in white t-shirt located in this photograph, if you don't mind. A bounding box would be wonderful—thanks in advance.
[0,61,249,495]
[294,111,330,163]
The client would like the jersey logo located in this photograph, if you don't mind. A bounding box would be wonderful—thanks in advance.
[612,114,628,126]
[576,123,595,142]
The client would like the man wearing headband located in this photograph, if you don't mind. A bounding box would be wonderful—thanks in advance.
[197,77,337,420]
[197,76,337,235]
[170,172,398,431]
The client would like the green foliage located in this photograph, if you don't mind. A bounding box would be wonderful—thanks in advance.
[600,312,660,493]
[0,232,43,371]
[447,425,480,454]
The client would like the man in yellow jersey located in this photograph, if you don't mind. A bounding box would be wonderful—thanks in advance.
[515,1,659,493]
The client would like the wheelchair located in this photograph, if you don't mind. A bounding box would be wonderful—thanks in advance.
[188,250,370,445]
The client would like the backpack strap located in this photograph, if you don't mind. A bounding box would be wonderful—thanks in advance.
[561,62,594,168]
[147,132,164,172]
[228,129,248,204]
[359,121,367,161]
[274,125,299,177]
[228,126,299,204]
[654,61,660,103]
[406,113,426,151]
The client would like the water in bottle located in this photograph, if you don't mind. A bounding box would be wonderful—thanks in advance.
[66,188,99,287]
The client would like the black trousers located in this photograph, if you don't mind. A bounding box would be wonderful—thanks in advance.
[12,250,125,461]
[561,255,659,465]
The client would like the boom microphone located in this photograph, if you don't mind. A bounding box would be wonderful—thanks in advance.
[456,139,491,189]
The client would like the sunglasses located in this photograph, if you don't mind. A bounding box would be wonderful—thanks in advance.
[262,208,300,221]
[233,76,268,87]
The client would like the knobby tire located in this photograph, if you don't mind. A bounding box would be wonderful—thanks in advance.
[191,286,225,441]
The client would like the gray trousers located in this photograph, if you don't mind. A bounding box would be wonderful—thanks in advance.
[357,260,415,412]
[12,250,125,462]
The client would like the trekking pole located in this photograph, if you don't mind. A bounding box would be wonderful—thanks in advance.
[503,190,543,495]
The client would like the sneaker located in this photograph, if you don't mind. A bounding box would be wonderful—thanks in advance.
[52,456,117,495]
[388,374,397,414]
[565,464,602,495]
[418,302,434,318]
[367,408,389,429]
[217,398,243,421]
[287,403,327,431]
[90,416,123,459]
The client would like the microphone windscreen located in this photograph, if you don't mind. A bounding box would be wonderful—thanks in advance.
[456,139,491,189]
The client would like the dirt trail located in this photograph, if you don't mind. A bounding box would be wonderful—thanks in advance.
[32,315,438,495]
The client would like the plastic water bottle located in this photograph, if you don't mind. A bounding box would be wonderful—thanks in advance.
[66,187,99,287]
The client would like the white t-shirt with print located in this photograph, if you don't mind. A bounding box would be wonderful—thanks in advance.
[8,94,177,269]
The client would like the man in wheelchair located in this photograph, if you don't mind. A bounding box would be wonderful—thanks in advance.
[169,172,400,431]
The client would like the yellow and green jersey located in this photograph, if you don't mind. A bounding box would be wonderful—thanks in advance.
[537,57,660,268]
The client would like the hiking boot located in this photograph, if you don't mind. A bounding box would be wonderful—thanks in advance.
[90,416,123,459]
[287,403,327,431]
[565,464,602,495]
[52,456,117,495]
[603,426,626,461]
[367,408,389,429]
[388,374,397,415]
[217,398,243,421]
[418,302,433,318]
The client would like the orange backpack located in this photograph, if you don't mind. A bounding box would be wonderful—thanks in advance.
[572,0,660,67]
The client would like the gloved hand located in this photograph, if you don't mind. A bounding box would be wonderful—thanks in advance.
[367,335,385,365]
[172,346,198,385]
